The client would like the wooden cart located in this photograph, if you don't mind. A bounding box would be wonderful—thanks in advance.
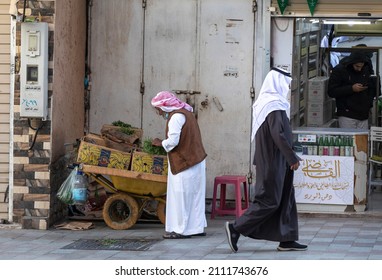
[80,164,167,230]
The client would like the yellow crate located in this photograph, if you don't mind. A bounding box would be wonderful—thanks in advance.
[77,140,131,170]
[131,151,168,175]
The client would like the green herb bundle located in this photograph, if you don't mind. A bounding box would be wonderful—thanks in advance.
[112,120,134,135]
[142,138,167,155]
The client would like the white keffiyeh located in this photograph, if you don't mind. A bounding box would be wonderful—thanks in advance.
[251,69,292,142]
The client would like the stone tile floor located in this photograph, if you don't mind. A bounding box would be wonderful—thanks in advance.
[0,191,381,261]
[0,211,381,260]
[1,192,381,280]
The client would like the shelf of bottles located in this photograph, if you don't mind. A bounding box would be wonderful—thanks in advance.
[292,127,369,212]
[294,134,354,157]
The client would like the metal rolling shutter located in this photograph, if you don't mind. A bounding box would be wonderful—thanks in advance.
[270,0,382,18]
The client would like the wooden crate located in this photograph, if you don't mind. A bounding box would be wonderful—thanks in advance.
[101,124,143,145]
[83,132,136,152]
[82,133,107,146]
[77,140,132,170]
[131,151,168,175]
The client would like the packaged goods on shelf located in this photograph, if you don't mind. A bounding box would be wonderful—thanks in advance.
[307,76,329,103]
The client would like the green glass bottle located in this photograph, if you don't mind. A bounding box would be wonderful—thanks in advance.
[339,136,345,156]
[349,136,354,156]
[345,136,351,156]
[329,136,335,156]
[334,136,340,156]
[323,136,329,156]
[318,135,324,156]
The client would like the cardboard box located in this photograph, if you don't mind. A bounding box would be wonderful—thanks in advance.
[131,151,168,175]
[83,132,136,153]
[308,76,329,103]
[306,99,334,126]
[82,133,107,146]
[77,139,132,170]
[101,124,143,145]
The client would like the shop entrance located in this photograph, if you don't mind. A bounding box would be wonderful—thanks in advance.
[272,17,382,213]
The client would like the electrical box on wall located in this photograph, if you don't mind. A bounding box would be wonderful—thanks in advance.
[20,22,49,120]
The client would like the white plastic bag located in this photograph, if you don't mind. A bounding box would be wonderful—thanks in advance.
[57,167,78,205]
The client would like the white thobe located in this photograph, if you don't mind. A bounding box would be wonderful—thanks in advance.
[162,113,207,235]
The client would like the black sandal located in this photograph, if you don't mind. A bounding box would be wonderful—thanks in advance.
[163,232,191,239]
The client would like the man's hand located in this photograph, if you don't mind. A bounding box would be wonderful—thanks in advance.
[352,83,368,92]
[152,138,163,147]
[290,161,300,171]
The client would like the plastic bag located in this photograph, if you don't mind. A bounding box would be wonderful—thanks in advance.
[57,167,78,204]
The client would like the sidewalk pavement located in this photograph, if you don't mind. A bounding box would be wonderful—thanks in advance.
[0,212,382,260]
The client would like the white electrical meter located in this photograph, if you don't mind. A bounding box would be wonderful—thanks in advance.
[20,22,48,119]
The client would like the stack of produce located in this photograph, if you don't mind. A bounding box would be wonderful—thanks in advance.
[77,120,168,175]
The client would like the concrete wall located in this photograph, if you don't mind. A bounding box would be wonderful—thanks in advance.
[52,0,86,162]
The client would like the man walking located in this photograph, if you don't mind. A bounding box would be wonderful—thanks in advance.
[225,68,307,253]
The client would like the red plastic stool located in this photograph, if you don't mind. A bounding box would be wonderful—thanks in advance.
[211,175,249,219]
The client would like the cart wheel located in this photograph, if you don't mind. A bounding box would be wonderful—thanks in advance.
[102,193,139,230]
[157,202,166,225]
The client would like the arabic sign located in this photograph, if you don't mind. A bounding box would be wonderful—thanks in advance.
[293,155,354,205]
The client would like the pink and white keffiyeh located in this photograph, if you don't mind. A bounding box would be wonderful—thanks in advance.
[151,91,193,112]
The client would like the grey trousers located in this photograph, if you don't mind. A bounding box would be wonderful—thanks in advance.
[338,116,368,129]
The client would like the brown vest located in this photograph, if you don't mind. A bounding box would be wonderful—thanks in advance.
[166,109,207,175]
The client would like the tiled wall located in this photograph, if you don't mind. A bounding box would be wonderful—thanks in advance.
[13,0,60,229]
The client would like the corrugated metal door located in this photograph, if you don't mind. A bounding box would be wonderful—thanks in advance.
[142,0,254,197]
[197,0,254,196]
[141,0,198,141]
[88,0,254,197]
[88,0,144,131]
[0,0,10,221]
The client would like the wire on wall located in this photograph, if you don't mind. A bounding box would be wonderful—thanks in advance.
[273,18,290,32]
[22,0,27,22]
[28,118,44,151]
